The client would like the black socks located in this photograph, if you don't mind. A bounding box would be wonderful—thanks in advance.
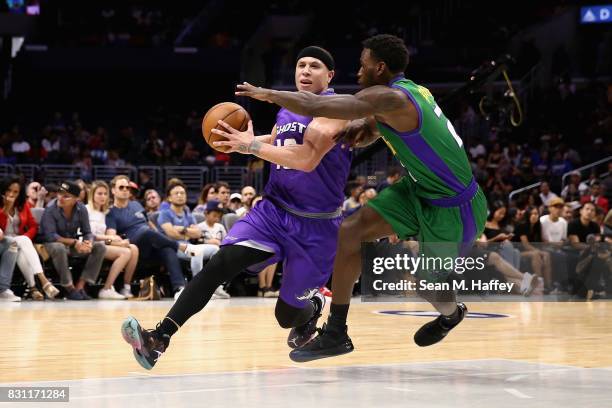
[327,303,350,332]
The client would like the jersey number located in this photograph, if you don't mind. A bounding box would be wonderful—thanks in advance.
[433,104,463,148]
[275,138,297,169]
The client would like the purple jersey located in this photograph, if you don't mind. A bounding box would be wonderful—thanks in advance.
[264,89,353,214]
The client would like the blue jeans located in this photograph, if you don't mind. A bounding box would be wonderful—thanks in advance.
[132,229,185,291]
[0,239,18,292]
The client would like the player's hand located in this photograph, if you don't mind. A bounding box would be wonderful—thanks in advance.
[235,82,274,103]
[212,120,256,154]
[333,119,369,147]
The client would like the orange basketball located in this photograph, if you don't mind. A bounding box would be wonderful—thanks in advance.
[202,102,250,153]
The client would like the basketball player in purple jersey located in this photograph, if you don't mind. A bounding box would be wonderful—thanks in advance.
[121,46,353,370]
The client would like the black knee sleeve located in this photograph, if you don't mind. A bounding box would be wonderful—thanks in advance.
[274,297,314,329]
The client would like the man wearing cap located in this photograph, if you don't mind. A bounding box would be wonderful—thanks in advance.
[228,193,243,213]
[236,186,256,217]
[540,197,568,244]
[41,180,107,300]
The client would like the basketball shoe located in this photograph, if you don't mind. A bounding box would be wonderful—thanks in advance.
[287,289,325,349]
[289,322,354,362]
[121,316,170,370]
[413,302,467,347]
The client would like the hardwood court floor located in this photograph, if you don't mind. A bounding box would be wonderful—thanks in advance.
[1,298,611,384]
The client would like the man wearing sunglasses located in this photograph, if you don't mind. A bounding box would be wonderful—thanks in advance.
[106,175,200,299]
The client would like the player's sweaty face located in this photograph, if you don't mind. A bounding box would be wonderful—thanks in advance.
[295,57,330,94]
[357,48,377,88]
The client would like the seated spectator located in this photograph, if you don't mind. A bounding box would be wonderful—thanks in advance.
[483,200,521,270]
[538,182,558,207]
[197,201,227,243]
[376,166,402,192]
[215,182,233,214]
[0,230,19,302]
[26,182,47,209]
[568,202,600,247]
[580,181,609,214]
[44,184,59,207]
[514,207,552,291]
[11,132,31,162]
[228,193,243,213]
[87,180,139,299]
[41,181,107,300]
[540,197,568,243]
[143,189,161,215]
[106,175,198,300]
[346,188,377,216]
[0,176,60,300]
[74,179,89,204]
[562,203,575,223]
[236,186,256,217]
[128,181,140,201]
[561,171,588,201]
[193,183,217,214]
[158,182,228,299]
[343,181,364,213]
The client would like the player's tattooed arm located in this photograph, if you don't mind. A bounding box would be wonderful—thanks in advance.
[213,117,344,172]
[334,116,381,147]
[236,82,406,120]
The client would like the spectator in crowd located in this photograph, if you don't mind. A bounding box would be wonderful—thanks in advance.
[539,181,558,207]
[75,179,88,203]
[540,197,568,243]
[44,184,59,207]
[41,180,107,300]
[138,170,156,194]
[87,180,138,299]
[228,193,243,213]
[345,188,377,216]
[580,181,609,214]
[128,181,140,201]
[106,175,198,300]
[0,231,19,301]
[158,182,228,299]
[568,202,600,246]
[11,131,31,162]
[26,181,47,209]
[143,189,162,215]
[603,162,612,200]
[343,181,364,213]
[562,203,575,223]
[483,200,521,269]
[236,186,256,217]
[376,166,402,192]
[215,181,232,214]
[0,176,60,300]
[197,201,226,243]
[193,183,218,214]
[561,171,589,201]
[514,206,552,291]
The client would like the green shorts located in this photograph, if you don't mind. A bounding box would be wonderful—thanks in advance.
[367,177,487,281]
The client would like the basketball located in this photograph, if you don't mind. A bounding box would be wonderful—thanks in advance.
[202,102,251,153]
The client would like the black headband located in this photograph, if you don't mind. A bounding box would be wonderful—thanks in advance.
[296,46,335,71]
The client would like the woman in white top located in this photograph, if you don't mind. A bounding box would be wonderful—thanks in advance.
[87,181,138,299]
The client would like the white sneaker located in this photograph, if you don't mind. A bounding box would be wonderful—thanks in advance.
[174,287,185,301]
[98,287,127,300]
[184,244,204,258]
[120,287,134,299]
[212,285,230,299]
[521,273,538,297]
[0,289,21,302]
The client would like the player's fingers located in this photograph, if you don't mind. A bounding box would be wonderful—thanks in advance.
[217,120,238,133]
[211,128,230,137]
[247,120,253,132]
[213,141,232,147]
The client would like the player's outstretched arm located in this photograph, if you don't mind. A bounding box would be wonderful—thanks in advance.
[236,82,406,120]
[212,118,345,172]
[334,117,381,147]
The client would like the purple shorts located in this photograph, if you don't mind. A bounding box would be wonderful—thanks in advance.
[222,199,341,308]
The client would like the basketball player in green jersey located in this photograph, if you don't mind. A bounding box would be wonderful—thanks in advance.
[236,34,487,361]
